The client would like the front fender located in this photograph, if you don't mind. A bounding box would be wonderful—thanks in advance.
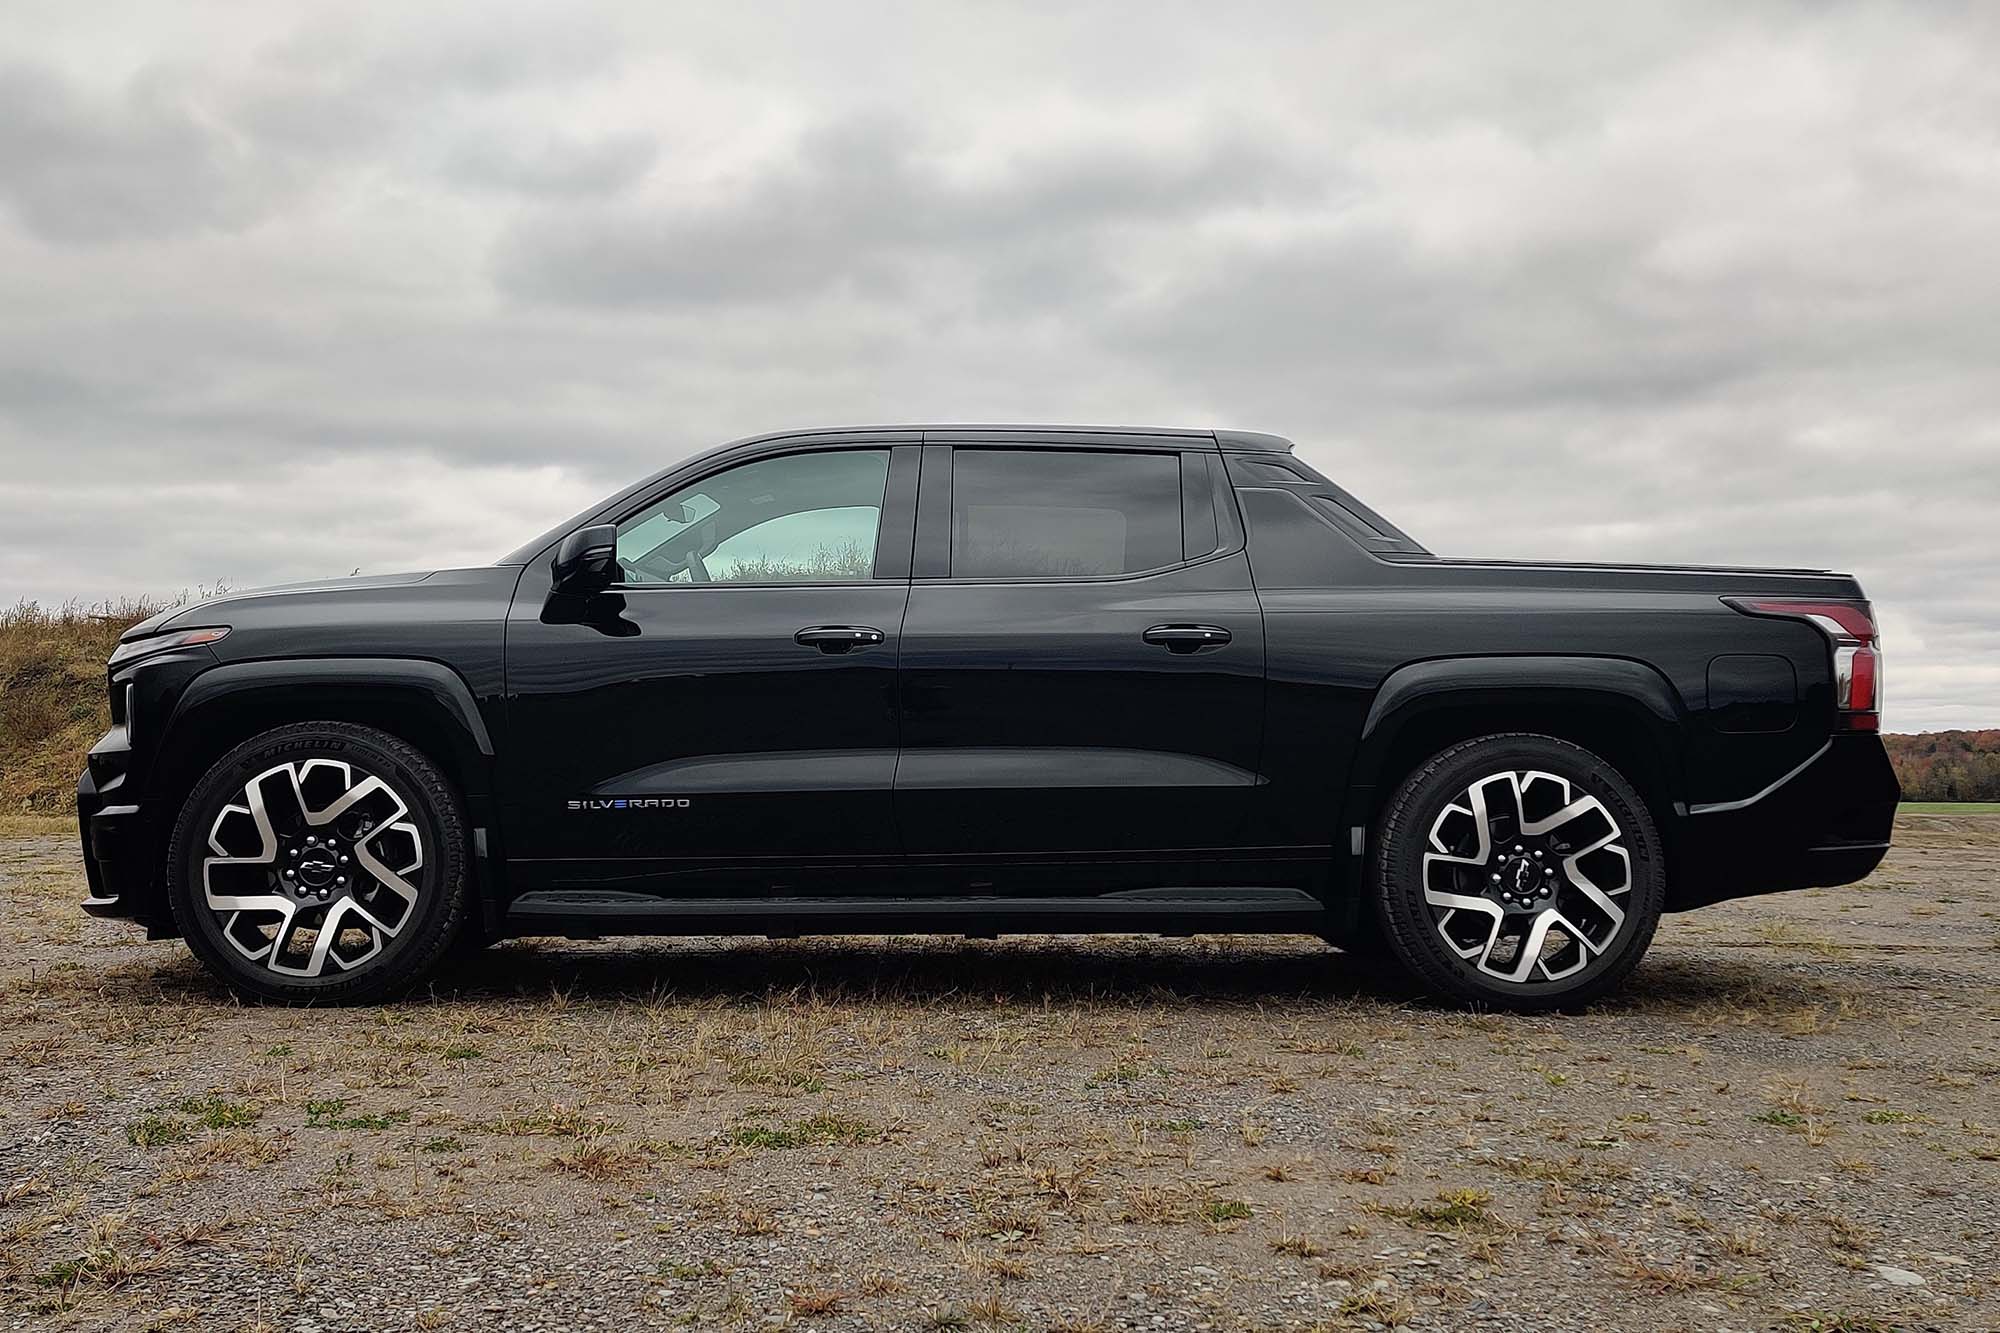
[98,657,499,932]
[153,657,495,800]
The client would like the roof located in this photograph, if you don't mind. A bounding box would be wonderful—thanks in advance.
[709,424,1297,453]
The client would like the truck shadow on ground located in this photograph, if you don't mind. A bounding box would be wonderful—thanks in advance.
[84,935,1870,1020]
[401,937,1865,1020]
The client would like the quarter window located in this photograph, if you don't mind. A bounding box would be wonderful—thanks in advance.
[616,449,889,584]
[950,449,1182,578]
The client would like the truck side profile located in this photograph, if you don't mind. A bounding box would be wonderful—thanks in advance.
[77,426,1899,1009]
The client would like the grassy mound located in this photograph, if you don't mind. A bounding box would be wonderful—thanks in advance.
[0,600,161,813]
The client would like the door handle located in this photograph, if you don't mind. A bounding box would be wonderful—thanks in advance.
[795,625,886,654]
[1142,624,1232,654]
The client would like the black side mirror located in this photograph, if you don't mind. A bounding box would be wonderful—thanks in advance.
[551,524,620,595]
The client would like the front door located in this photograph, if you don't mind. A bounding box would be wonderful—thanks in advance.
[502,444,916,889]
[895,443,1266,874]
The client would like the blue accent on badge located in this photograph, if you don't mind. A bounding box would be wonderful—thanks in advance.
[613,799,628,809]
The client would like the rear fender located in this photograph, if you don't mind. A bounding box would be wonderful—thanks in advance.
[1329,656,1690,939]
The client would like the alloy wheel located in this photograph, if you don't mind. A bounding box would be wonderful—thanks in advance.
[201,759,426,978]
[1420,768,1632,985]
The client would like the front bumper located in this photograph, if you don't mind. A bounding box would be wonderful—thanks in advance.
[77,756,166,931]
[1670,733,1899,911]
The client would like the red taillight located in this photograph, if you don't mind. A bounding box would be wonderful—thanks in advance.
[1838,643,1879,713]
[1725,597,1882,729]
[1734,599,1876,641]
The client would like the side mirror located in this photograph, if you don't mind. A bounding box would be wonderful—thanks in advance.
[551,524,620,594]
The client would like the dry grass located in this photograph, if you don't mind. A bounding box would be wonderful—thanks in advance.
[0,723,1995,1328]
[0,598,169,813]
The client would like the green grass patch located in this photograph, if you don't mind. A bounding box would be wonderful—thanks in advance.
[1376,1188,1505,1232]
[125,1115,192,1148]
[1199,1199,1253,1223]
[304,1098,410,1131]
[176,1094,260,1129]
[729,1112,876,1151]
[1860,1109,1925,1125]
[1899,801,2000,814]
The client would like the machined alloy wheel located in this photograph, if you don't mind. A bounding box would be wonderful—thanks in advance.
[1372,734,1664,1010]
[169,722,468,1003]
[1421,769,1630,984]
[202,759,426,977]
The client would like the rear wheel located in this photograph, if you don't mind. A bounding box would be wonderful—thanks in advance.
[166,722,469,1004]
[1372,733,1664,1011]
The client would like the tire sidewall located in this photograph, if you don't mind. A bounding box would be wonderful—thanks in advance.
[167,724,466,1004]
[1374,735,1664,1010]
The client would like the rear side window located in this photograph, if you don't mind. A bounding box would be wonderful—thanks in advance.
[950,449,1182,578]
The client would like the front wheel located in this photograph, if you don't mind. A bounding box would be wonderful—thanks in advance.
[166,722,469,1004]
[1371,734,1664,1011]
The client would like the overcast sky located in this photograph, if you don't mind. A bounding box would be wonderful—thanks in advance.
[1,2,1995,730]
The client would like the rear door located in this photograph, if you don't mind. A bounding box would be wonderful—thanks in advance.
[894,439,1266,871]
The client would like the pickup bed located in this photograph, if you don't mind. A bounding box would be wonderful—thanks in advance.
[78,425,1898,1008]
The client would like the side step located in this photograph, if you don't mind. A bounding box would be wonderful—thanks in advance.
[503,887,1327,939]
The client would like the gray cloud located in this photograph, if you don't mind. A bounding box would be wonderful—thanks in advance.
[443,128,658,195]
[493,118,1303,308]
[0,1,1996,729]
[0,61,287,243]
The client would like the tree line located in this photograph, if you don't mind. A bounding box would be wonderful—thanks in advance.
[1884,729,2000,802]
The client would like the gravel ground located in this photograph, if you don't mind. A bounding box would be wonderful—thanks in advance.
[1,812,1995,1333]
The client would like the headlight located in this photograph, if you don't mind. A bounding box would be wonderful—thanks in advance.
[107,625,230,669]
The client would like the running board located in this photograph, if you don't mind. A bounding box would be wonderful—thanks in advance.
[503,887,1327,939]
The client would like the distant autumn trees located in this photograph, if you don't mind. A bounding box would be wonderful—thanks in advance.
[1884,730,2000,802]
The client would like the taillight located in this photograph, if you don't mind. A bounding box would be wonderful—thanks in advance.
[1726,598,1881,730]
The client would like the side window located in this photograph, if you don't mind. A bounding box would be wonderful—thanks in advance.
[616,449,890,585]
[950,449,1182,578]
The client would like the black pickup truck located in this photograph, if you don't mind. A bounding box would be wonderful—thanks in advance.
[77,425,1898,1008]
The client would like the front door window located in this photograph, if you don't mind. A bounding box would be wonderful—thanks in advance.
[617,449,890,584]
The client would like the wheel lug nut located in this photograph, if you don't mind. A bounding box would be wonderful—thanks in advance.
[1513,844,1523,852]
[1533,850,1543,859]
[338,855,349,864]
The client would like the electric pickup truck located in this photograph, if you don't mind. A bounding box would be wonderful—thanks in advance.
[77,425,1898,1008]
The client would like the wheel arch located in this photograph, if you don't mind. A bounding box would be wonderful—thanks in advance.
[1342,656,1689,865]
[141,659,500,927]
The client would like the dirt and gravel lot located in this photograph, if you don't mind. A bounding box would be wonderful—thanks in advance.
[1,812,1995,1333]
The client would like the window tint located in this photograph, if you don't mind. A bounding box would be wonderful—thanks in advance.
[617,449,889,584]
[950,450,1182,578]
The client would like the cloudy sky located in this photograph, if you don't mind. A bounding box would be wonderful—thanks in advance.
[1,2,1995,730]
